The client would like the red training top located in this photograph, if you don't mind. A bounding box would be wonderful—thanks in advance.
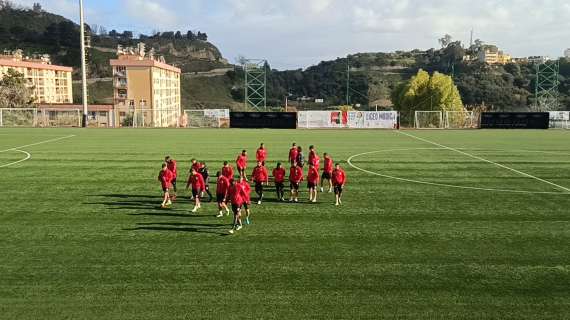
[307,166,320,185]
[323,157,334,174]
[191,162,203,173]
[228,184,246,206]
[239,180,251,203]
[236,154,248,170]
[310,154,320,170]
[289,147,298,163]
[332,168,346,186]
[216,175,230,196]
[222,165,234,180]
[272,167,286,183]
[187,173,206,191]
[252,166,269,183]
[158,169,174,189]
[256,148,267,162]
[289,166,304,184]
[167,160,177,178]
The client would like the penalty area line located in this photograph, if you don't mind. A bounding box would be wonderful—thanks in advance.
[0,135,76,154]
[397,131,570,193]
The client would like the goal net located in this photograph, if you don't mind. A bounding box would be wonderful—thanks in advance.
[119,108,180,128]
[415,111,443,129]
[36,109,81,127]
[0,108,38,127]
[184,109,230,128]
[445,111,476,129]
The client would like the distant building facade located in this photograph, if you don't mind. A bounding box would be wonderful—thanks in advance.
[565,48,570,58]
[0,50,73,104]
[527,56,550,64]
[477,47,512,65]
[109,43,181,127]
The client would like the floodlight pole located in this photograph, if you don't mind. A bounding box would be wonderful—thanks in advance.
[346,56,350,106]
[79,0,88,127]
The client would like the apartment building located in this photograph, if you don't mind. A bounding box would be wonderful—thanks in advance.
[477,47,512,65]
[109,43,181,127]
[0,50,73,104]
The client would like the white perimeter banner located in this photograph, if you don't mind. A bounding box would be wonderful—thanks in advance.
[298,111,398,129]
[549,111,570,121]
[204,109,230,119]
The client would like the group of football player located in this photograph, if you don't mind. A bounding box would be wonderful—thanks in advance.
[158,143,347,234]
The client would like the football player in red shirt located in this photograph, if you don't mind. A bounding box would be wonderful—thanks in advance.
[332,164,347,206]
[321,153,334,193]
[288,143,298,166]
[256,143,267,163]
[186,168,206,213]
[238,177,252,224]
[252,161,269,204]
[165,156,177,200]
[236,150,248,180]
[158,163,173,208]
[272,162,286,201]
[228,179,246,234]
[215,171,231,218]
[308,145,320,170]
[189,159,203,200]
[307,163,320,203]
[221,161,235,182]
[289,162,304,202]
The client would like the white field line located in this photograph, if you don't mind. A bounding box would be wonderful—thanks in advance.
[0,135,75,168]
[347,148,570,195]
[398,131,570,193]
[0,150,31,168]
[0,135,75,154]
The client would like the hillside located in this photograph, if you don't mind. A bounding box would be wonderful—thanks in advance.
[0,3,230,79]
[2,3,569,112]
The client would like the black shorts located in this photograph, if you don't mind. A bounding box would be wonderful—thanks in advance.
[171,178,177,186]
[192,189,201,198]
[162,187,169,193]
[216,193,226,203]
[232,204,242,215]
[290,182,300,190]
[334,185,343,194]
[243,203,249,210]
[275,182,284,189]
[321,172,332,180]
[255,182,263,193]
[307,182,316,189]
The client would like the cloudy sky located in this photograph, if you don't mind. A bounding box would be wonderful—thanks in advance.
[15,0,570,69]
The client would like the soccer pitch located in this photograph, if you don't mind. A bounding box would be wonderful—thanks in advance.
[1,128,569,319]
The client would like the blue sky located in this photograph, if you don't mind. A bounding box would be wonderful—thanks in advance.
[14,0,570,70]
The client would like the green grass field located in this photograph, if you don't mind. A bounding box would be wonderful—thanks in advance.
[1,128,569,319]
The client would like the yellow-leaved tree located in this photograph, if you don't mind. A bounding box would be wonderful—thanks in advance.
[391,69,463,125]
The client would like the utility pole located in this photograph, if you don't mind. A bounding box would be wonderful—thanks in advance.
[79,0,88,127]
[346,56,350,106]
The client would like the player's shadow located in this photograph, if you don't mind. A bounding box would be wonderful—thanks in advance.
[124,222,230,236]
[89,194,189,212]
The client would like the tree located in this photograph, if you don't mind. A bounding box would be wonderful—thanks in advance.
[0,69,34,108]
[175,31,182,39]
[186,30,195,40]
[122,31,133,39]
[391,69,463,122]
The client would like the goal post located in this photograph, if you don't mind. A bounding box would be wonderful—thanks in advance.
[0,108,38,127]
[36,109,81,127]
[445,111,476,129]
[415,111,444,129]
